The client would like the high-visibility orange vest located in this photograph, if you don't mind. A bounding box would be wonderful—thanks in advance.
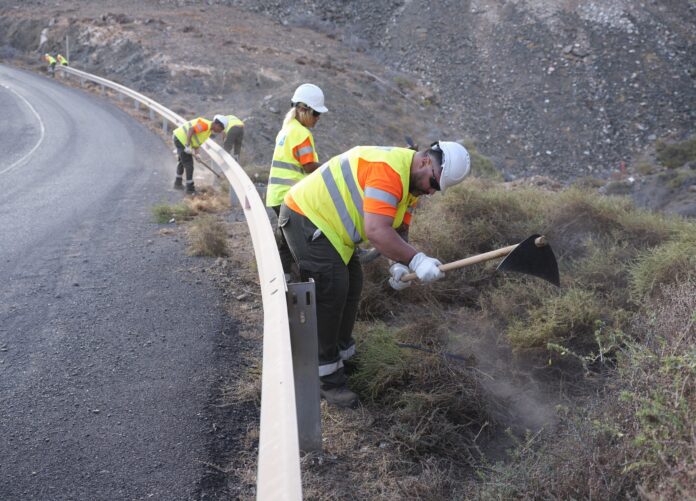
[266,118,317,207]
[173,118,213,148]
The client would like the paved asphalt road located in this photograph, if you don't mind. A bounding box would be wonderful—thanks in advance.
[0,65,240,499]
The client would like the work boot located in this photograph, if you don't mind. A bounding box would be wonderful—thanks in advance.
[320,384,359,409]
[173,179,184,190]
[185,183,196,195]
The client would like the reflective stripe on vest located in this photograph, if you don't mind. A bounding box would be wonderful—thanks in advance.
[320,156,362,244]
[266,118,317,207]
[173,118,212,148]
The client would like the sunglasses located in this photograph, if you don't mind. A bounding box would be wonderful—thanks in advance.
[298,105,321,117]
[429,167,441,191]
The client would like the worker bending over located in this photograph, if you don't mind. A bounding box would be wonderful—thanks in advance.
[56,54,68,66]
[267,83,327,279]
[221,114,245,161]
[172,115,227,194]
[44,54,56,76]
[280,141,471,407]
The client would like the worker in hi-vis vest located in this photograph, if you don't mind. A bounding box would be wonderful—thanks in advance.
[266,83,328,279]
[43,54,56,76]
[221,114,244,161]
[172,115,227,194]
[279,141,471,408]
[56,54,68,66]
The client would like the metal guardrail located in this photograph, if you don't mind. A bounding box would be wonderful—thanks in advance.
[55,65,302,500]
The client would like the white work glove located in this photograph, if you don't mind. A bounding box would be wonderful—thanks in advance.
[408,252,444,283]
[388,263,411,290]
[183,145,194,155]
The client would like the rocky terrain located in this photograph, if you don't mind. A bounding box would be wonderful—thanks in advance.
[1,0,694,185]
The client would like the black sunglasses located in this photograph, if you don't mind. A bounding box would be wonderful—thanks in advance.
[429,167,441,191]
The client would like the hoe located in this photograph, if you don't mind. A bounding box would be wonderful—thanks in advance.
[400,234,560,287]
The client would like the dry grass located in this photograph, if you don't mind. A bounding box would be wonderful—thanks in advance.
[186,215,229,257]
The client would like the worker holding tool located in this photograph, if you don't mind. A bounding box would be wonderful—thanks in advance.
[56,54,68,66]
[172,115,228,194]
[221,114,245,161]
[279,141,471,407]
[43,53,57,76]
[267,83,328,279]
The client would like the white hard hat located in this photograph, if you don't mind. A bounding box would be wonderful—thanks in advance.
[291,83,328,113]
[434,141,471,193]
[213,114,228,128]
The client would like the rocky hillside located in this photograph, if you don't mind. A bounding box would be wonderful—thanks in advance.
[1,0,694,184]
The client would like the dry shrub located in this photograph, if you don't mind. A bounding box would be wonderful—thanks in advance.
[351,323,494,469]
[187,215,229,257]
[184,186,230,213]
[506,287,610,350]
[630,238,696,300]
[475,280,696,500]
[656,136,696,169]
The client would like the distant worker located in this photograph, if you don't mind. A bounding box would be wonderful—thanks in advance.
[43,53,56,76]
[279,141,471,408]
[56,54,68,66]
[221,114,245,161]
[267,83,328,279]
[172,114,228,194]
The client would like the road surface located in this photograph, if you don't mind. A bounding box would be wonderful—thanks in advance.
[0,65,241,500]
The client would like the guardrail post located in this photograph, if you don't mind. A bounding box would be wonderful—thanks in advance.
[80,78,84,87]
[286,280,322,452]
[134,99,140,110]
[149,109,155,120]
[162,117,168,132]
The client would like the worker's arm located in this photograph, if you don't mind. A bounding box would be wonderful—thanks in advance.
[185,126,196,147]
[302,161,321,173]
[364,213,417,265]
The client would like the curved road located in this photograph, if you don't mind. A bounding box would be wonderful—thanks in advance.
[0,65,240,499]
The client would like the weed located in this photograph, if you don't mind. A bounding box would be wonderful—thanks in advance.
[629,239,696,299]
[186,215,229,257]
[656,136,696,169]
[151,200,194,223]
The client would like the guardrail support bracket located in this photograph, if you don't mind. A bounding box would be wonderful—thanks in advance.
[287,279,322,452]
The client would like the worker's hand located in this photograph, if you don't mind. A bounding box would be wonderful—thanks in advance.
[184,145,194,155]
[408,252,444,283]
[388,263,411,290]
[356,247,381,264]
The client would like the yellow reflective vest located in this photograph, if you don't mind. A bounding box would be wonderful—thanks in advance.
[224,115,244,132]
[44,54,56,65]
[173,118,213,148]
[288,146,415,264]
[57,54,68,66]
[266,118,317,207]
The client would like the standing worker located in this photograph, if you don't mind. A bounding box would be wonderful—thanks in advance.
[267,83,328,279]
[221,114,245,161]
[56,54,68,66]
[43,54,56,76]
[279,141,471,407]
[172,115,228,194]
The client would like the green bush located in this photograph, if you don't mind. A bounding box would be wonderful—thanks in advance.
[656,136,696,169]
[151,201,194,223]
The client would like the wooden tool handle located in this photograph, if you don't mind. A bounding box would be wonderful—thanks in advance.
[400,236,547,282]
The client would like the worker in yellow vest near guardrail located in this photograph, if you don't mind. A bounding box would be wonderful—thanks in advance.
[43,54,57,76]
[172,115,228,194]
[266,83,328,280]
[56,54,68,66]
[221,114,244,161]
[279,141,471,408]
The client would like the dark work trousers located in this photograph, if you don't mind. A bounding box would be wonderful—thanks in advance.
[223,126,244,158]
[272,205,296,276]
[279,203,362,387]
[173,137,195,187]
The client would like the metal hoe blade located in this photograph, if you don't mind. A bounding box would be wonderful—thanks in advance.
[496,234,560,286]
